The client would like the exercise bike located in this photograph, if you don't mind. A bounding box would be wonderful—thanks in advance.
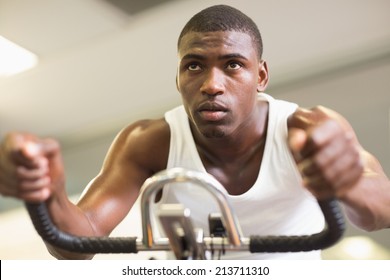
[25,168,345,260]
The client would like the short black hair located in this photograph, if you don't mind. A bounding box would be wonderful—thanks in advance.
[178,5,263,58]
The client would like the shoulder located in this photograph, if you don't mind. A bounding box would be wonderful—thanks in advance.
[108,118,170,173]
[121,118,170,140]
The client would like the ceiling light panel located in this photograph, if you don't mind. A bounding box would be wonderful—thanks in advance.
[0,36,38,77]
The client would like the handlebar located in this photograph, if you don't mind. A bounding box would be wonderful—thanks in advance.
[25,168,346,257]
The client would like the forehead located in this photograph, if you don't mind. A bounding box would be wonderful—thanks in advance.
[178,31,257,59]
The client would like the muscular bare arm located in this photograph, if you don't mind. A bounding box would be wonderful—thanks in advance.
[0,119,170,259]
[287,106,390,231]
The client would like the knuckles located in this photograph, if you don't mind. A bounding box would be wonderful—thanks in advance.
[295,113,364,198]
[0,132,58,200]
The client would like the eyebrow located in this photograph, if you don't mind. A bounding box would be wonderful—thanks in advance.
[181,53,249,61]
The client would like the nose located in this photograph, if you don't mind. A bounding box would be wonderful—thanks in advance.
[200,68,224,96]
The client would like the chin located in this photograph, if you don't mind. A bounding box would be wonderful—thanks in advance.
[202,129,226,138]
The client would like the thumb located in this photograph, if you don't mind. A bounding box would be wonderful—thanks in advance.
[23,138,64,187]
[288,128,307,161]
[21,138,60,157]
[21,141,41,159]
[20,138,61,170]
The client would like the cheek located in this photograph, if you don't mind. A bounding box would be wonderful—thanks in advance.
[178,77,203,107]
[178,86,193,107]
[229,70,259,91]
[234,90,258,115]
[178,75,194,96]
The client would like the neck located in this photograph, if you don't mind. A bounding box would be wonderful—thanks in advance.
[193,101,269,164]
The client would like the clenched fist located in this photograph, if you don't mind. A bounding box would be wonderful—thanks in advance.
[288,106,364,200]
[0,133,65,202]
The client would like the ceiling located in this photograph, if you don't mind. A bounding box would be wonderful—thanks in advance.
[0,0,389,145]
[0,0,390,258]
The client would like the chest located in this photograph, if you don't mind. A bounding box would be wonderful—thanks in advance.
[200,144,265,196]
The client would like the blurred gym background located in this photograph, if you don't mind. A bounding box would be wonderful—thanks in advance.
[0,0,389,259]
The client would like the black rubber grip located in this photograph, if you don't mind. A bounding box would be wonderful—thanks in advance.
[249,199,345,252]
[25,202,138,254]
[26,198,344,254]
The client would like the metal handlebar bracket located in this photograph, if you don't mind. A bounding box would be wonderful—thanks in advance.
[157,204,206,259]
[139,167,243,249]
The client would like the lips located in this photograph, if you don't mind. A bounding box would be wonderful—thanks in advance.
[197,102,228,122]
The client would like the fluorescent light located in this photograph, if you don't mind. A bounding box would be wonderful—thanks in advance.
[0,36,38,77]
[341,236,375,259]
[323,236,390,259]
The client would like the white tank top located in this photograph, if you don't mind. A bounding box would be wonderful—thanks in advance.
[159,93,324,259]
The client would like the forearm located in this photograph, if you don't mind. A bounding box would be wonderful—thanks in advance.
[341,153,390,231]
[342,186,390,231]
[44,190,98,259]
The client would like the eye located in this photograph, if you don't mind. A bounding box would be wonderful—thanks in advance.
[187,63,202,71]
[226,62,242,70]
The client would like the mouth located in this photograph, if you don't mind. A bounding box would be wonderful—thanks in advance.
[197,102,228,122]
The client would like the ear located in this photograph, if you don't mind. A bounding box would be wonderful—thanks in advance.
[257,60,269,92]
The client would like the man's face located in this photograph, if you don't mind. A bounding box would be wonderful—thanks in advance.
[177,31,268,139]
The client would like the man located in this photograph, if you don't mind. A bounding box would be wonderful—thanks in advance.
[0,5,389,260]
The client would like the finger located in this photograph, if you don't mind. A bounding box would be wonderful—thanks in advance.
[301,120,344,158]
[17,141,51,167]
[302,151,363,199]
[37,138,61,158]
[321,147,360,184]
[308,188,334,201]
[2,132,59,162]
[297,158,318,176]
[0,174,51,199]
[18,187,51,203]
[0,156,49,192]
[2,133,34,166]
[333,159,364,194]
[288,128,307,161]
[303,173,329,190]
[300,135,349,176]
[6,147,42,170]
[19,176,51,191]
[315,134,349,167]
[302,175,334,200]
[16,159,49,181]
[301,150,355,189]
[40,138,63,178]
[20,141,42,159]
